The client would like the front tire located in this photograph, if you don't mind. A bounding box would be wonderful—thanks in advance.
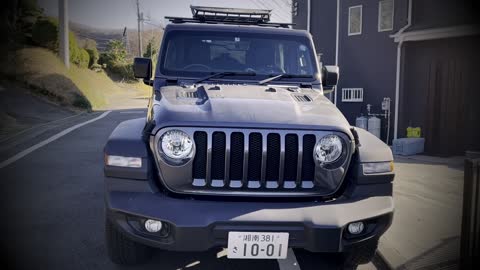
[105,219,153,265]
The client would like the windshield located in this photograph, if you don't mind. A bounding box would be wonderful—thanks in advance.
[158,30,318,81]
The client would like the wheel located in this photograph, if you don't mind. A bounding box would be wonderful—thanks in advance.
[342,240,378,266]
[105,219,153,265]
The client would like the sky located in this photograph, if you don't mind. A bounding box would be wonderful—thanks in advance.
[37,0,293,29]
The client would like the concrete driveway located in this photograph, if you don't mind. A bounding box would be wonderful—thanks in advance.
[379,155,464,269]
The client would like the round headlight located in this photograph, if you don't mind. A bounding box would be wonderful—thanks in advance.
[314,134,343,163]
[159,130,194,164]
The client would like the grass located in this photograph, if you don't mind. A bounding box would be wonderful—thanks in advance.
[1,47,123,110]
[116,80,151,99]
[0,46,153,111]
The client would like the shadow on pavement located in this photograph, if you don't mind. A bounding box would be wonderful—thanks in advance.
[397,236,460,270]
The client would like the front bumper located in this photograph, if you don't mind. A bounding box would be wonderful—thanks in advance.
[105,178,394,252]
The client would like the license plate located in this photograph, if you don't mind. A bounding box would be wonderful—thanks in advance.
[227,232,289,259]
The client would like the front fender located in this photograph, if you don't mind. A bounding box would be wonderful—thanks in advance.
[350,127,394,186]
[104,118,151,180]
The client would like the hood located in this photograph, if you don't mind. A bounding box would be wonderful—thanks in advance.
[151,84,352,135]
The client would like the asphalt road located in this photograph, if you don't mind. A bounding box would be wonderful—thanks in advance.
[0,109,381,270]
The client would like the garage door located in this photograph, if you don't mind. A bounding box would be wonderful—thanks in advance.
[400,35,480,156]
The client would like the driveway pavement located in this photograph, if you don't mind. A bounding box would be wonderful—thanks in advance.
[378,155,464,269]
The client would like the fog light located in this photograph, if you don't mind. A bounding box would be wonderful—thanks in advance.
[144,219,163,233]
[348,222,365,235]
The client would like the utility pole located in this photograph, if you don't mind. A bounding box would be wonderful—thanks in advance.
[59,0,69,68]
[136,0,143,57]
[123,26,130,57]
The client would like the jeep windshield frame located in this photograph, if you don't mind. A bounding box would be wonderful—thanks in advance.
[156,29,319,84]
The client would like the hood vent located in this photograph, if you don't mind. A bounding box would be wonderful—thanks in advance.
[177,91,199,99]
[292,94,312,102]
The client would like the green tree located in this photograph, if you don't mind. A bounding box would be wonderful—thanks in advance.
[143,38,157,58]
[99,39,134,81]
[102,40,127,64]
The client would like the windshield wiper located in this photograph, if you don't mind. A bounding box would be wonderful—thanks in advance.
[194,71,256,84]
[258,74,313,85]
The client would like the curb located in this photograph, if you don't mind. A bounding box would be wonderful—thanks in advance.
[372,250,394,270]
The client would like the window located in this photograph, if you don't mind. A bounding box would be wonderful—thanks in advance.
[342,88,364,102]
[348,5,363,36]
[378,0,394,32]
[160,30,317,80]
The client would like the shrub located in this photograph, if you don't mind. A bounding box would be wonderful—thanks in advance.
[109,63,135,81]
[68,32,81,64]
[99,40,127,65]
[31,17,58,51]
[90,63,103,70]
[99,40,135,80]
[72,93,92,110]
[80,38,99,67]
[31,16,85,68]
[76,49,90,68]
[85,48,99,67]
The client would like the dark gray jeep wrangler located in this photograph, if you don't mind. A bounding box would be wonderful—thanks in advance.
[103,6,394,268]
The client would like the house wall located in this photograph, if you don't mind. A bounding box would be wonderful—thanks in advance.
[292,0,309,31]
[336,0,407,142]
[309,0,337,65]
[409,0,477,31]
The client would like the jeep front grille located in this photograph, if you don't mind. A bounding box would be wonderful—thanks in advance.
[152,127,352,197]
[192,131,318,189]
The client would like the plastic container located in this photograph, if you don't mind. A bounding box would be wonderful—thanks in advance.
[407,127,422,138]
[368,116,381,139]
[392,138,425,156]
[355,116,368,130]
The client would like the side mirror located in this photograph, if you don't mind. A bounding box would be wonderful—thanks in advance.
[133,57,152,79]
[322,65,339,89]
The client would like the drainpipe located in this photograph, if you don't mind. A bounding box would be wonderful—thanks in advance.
[392,0,412,140]
[334,0,340,105]
[307,0,311,33]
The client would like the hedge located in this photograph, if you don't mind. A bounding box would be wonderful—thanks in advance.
[108,63,135,81]
[76,49,90,68]
[31,17,86,68]
[85,48,99,68]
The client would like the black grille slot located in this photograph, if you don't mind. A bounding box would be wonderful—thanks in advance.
[192,132,207,179]
[178,91,199,98]
[302,134,316,181]
[248,133,262,181]
[266,133,280,181]
[284,134,298,181]
[211,132,226,180]
[229,132,244,180]
[293,94,312,102]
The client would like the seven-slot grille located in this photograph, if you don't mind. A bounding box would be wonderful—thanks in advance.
[192,130,319,190]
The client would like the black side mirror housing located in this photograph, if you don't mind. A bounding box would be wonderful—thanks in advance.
[133,57,152,79]
[322,65,339,89]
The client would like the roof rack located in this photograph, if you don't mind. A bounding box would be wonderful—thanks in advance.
[165,6,294,28]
